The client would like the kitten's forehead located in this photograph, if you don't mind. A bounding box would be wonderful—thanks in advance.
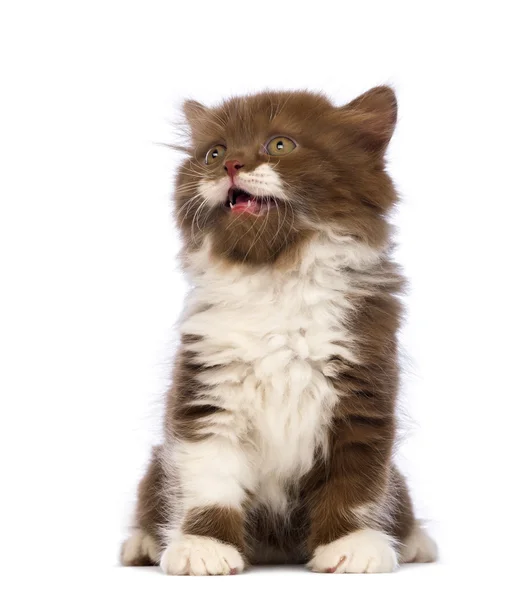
[209,92,333,140]
[221,91,331,118]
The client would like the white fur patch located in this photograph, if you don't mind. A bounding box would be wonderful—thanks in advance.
[236,163,288,200]
[161,534,244,576]
[168,437,254,512]
[399,523,438,563]
[170,234,381,515]
[121,529,160,565]
[198,177,231,206]
[309,528,398,573]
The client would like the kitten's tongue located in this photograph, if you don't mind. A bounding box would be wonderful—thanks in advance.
[231,193,260,214]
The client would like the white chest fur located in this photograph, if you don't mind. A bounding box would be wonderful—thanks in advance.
[178,235,377,509]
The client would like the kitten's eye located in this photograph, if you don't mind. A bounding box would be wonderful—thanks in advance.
[205,145,226,165]
[265,136,297,156]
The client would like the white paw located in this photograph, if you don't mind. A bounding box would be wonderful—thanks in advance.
[400,523,438,563]
[309,529,398,573]
[160,534,244,576]
[121,529,161,565]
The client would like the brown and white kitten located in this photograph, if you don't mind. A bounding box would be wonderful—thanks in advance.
[121,87,437,574]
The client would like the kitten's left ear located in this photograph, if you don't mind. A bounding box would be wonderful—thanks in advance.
[342,86,397,154]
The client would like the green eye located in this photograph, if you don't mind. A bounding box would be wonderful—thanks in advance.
[266,136,297,156]
[205,145,226,165]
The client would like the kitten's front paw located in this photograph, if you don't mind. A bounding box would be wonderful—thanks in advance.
[160,534,244,576]
[309,528,398,573]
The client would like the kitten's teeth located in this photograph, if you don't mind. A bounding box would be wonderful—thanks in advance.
[247,200,251,206]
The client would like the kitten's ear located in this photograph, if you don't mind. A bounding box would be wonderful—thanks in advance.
[182,99,208,138]
[342,86,397,154]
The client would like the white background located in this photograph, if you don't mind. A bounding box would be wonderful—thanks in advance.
[1,1,530,598]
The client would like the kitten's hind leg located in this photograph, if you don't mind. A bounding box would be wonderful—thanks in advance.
[121,529,161,566]
[399,521,438,564]
[389,467,438,564]
[121,445,167,566]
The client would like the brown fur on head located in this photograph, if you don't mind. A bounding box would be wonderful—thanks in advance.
[175,87,398,265]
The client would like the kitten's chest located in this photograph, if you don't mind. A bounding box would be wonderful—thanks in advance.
[181,244,356,493]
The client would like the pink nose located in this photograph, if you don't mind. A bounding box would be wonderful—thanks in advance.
[224,160,244,178]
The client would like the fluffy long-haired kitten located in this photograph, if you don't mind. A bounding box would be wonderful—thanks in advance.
[121,86,437,575]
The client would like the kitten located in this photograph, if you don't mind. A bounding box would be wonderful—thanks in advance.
[121,87,438,574]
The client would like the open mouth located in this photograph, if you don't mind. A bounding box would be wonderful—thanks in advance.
[225,187,278,215]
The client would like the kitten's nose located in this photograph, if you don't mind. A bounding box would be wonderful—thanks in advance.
[224,160,244,178]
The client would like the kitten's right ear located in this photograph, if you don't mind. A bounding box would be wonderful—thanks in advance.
[182,100,208,139]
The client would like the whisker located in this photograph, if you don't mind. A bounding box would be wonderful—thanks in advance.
[191,197,211,244]
[175,193,203,223]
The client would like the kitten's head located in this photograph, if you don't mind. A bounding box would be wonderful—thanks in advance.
[175,87,398,265]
